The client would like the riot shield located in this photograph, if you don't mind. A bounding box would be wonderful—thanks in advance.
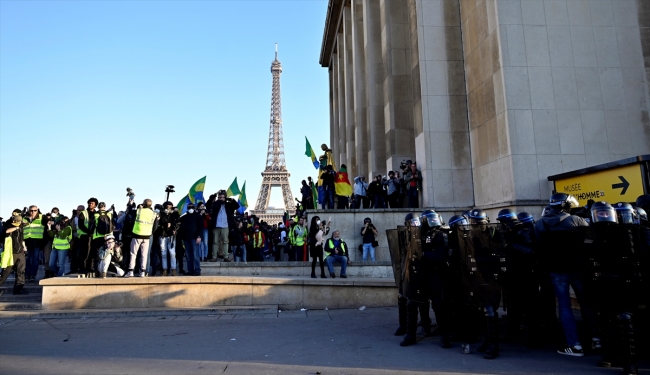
[386,228,402,289]
[402,225,427,302]
[583,224,644,312]
[455,224,507,308]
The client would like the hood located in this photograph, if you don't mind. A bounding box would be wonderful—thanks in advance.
[542,209,569,226]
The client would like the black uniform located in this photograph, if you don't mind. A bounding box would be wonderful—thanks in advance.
[421,226,452,345]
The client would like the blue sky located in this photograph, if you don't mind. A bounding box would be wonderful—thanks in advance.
[0,0,330,217]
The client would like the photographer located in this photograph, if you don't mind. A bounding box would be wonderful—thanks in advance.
[353,176,369,209]
[404,162,422,208]
[47,216,72,276]
[157,201,178,276]
[360,217,379,261]
[384,171,401,208]
[207,190,239,262]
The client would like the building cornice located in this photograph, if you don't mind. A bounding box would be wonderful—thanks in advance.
[319,0,346,67]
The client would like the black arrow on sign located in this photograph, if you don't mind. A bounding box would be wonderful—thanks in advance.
[612,176,630,195]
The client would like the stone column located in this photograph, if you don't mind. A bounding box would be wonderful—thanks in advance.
[336,34,347,168]
[363,0,386,179]
[343,6,357,174]
[380,0,416,174]
[352,0,368,179]
[330,60,340,160]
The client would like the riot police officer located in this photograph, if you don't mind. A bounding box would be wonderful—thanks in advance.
[497,209,537,344]
[588,201,640,375]
[399,210,428,347]
[393,213,421,336]
[466,209,504,359]
[420,209,452,348]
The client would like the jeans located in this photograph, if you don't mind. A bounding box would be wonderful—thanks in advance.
[322,188,334,209]
[200,229,209,259]
[373,195,385,209]
[353,195,365,209]
[48,249,67,276]
[232,245,246,262]
[183,240,201,275]
[159,236,177,270]
[326,254,347,276]
[407,188,419,208]
[26,246,41,278]
[362,243,375,261]
[550,272,599,347]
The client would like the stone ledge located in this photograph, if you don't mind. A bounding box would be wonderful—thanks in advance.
[40,276,397,311]
[200,261,392,267]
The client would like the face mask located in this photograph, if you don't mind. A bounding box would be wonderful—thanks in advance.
[155,209,160,213]
[51,213,58,217]
[255,229,259,232]
[164,209,171,214]
[316,220,321,225]
[188,209,195,214]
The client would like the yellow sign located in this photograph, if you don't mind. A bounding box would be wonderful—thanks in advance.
[553,164,645,207]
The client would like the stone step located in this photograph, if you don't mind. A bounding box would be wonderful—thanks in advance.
[199,260,394,278]
[0,294,42,303]
[0,286,43,293]
[0,302,42,311]
[0,304,278,319]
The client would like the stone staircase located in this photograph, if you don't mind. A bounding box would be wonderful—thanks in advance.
[0,281,43,311]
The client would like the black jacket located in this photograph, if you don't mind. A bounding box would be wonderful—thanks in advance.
[207,199,238,229]
[178,212,203,241]
[158,211,179,237]
[534,209,588,273]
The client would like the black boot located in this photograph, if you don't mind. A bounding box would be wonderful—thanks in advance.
[400,300,419,346]
[616,313,638,375]
[484,313,500,359]
[395,296,407,336]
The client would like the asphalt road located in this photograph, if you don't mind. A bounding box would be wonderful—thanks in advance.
[0,307,647,375]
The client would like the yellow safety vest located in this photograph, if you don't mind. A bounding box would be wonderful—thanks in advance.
[289,225,306,246]
[23,214,44,239]
[77,211,89,237]
[325,238,347,257]
[253,232,264,248]
[53,229,72,250]
[132,208,156,237]
[92,211,113,239]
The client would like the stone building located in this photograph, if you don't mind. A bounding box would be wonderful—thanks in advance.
[319,0,650,214]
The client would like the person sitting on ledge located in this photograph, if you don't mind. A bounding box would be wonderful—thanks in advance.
[324,230,350,278]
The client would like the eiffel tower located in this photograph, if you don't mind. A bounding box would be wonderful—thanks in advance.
[251,45,296,224]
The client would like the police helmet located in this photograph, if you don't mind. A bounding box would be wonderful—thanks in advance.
[497,208,518,223]
[364,217,372,224]
[404,213,421,227]
[635,195,650,212]
[634,207,648,223]
[590,201,618,224]
[614,202,636,224]
[541,205,553,217]
[517,211,535,224]
[549,193,579,212]
[421,209,442,228]
[448,215,469,228]
[461,210,471,220]
[468,209,488,224]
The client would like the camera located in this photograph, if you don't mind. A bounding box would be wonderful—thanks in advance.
[165,185,175,194]
[399,160,413,171]
[126,187,136,199]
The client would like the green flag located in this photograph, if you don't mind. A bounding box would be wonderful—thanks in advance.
[226,177,241,197]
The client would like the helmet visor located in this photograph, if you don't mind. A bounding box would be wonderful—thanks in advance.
[408,217,421,227]
[616,209,635,224]
[591,207,617,223]
[423,212,441,227]
[449,217,468,227]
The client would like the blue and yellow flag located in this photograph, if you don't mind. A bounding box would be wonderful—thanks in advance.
[238,182,248,214]
[226,177,241,197]
[305,137,319,169]
[177,194,191,215]
[188,176,206,204]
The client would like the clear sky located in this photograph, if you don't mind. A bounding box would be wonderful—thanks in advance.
[0,0,330,217]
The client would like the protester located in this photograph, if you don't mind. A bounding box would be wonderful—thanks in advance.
[308,216,330,278]
[125,199,158,278]
[23,205,45,281]
[324,230,349,278]
[360,217,379,261]
[177,203,203,276]
[404,162,422,208]
[48,216,72,277]
[0,212,28,294]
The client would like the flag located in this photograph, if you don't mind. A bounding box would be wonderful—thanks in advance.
[226,177,241,197]
[237,182,248,214]
[177,194,191,215]
[188,176,206,204]
[335,165,353,197]
[311,182,318,209]
[305,137,319,169]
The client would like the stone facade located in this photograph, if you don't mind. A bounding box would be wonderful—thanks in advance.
[320,0,650,215]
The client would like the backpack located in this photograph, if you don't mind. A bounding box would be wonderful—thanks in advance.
[96,212,113,235]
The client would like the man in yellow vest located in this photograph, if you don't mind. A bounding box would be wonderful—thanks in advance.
[23,205,45,281]
[90,202,113,276]
[76,198,98,277]
[0,212,28,294]
[288,216,307,261]
[125,199,159,278]
[324,230,350,278]
[48,217,72,277]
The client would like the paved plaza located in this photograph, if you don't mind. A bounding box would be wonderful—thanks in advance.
[1,307,647,375]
